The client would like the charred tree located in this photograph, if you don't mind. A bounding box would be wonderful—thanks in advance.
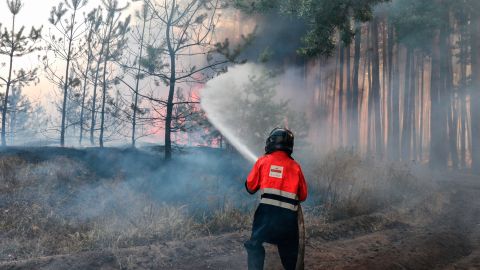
[388,24,401,160]
[367,26,374,153]
[471,12,480,173]
[371,18,383,157]
[346,43,352,146]
[429,17,449,169]
[331,46,339,145]
[418,53,425,161]
[402,47,414,161]
[352,22,362,148]
[338,44,345,146]
[459,17,469,168]
[445,27,458,169]
[391,43,401,161]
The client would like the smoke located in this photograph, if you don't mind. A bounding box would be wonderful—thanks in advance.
[68,148,252,219]
[201,64,263,162]
[0,146,252,223]
[237,13,307,65]
[201,63,313,160]
[200,62,340,163]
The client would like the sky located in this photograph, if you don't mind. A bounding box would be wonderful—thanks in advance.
[0,0,138,101]
[0,1,53,100]
[0,0,136,32]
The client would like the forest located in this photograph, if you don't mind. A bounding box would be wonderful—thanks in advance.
[0,0,478,171]
[1,0,480,269]
[301,0,480,172]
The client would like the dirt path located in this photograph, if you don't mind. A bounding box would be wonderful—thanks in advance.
[2,174,480,270]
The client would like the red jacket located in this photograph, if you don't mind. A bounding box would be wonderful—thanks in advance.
[246,151,308,211]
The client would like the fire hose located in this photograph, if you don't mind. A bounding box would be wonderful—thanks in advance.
[296,205,305,270]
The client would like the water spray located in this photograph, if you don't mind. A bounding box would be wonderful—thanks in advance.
[199,106,258,163]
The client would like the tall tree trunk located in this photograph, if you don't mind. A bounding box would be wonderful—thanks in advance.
[402,47,413,161]
[412,52,418,160]
[387,23,395,159]
[79,65,90,145]
[9,87,16,145]
[367,27,374,153]
[352,22,361,149]
[346,43,352,146]
[164,5,176,160]
[132,10,147,147]
[382,21,388,149]
[446,30,458,169]
[90,40,106,145]
[391,38,401,160]
[60,9,77,147]
[79,25,95,145]
[371,18,383,157]
[338,44,345,146]
[449,98,459,169]
[99,48,109,148]
[470,14,480,173]
[1,13,16,147]
[419,54,425,161]
[99,23,114,148]
[382,20,388,98]
[331,47,339,146]
[429,21,449,169]
[97,11,115,147]
[361,25,370,117]
[460,21,468,168]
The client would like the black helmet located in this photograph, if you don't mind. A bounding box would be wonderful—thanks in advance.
[265,127,294,155]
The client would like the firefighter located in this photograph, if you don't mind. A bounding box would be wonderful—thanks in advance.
[244,127,308,270]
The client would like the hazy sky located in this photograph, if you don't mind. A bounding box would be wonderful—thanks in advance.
[0,1,52,28]
[0,1,135,28]
[0,1,54,100]
[0,0,138,102]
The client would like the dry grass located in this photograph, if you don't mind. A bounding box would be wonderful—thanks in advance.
[0,148,433,261]
[200,201,252,235]
[307,148,431,221]
[0,155,251,261]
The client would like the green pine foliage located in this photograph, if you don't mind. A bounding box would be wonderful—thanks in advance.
[233,0,389,56]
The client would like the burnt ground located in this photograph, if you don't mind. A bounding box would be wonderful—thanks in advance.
[1,172,479,270]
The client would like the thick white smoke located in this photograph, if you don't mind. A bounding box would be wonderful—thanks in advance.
[200,64,264,163]
[200,63,314,162]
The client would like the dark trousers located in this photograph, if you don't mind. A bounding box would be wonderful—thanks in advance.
[244,204,299,270]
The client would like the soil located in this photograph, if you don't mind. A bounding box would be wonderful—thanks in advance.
[1,173,480,270]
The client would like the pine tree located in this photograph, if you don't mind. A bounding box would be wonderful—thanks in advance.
[0,0,42,147]
[98,0,130,147]
[140,0,237,160]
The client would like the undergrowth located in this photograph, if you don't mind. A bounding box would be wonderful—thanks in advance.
[0,148,431,261]
[306,148,431,221]
[0,155,251,261]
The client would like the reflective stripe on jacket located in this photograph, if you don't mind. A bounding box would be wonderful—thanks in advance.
[246,151,308,211]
